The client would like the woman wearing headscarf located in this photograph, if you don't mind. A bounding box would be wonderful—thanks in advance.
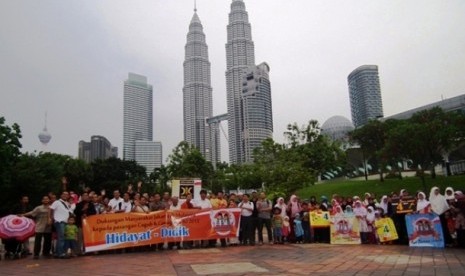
[429,186,452,245]
[366,206,376,244]
[416,192,430,214]
[353,200,369,244]
[445,187,455,204]
[363,193,372,207]
[344,205,354,216]
[379,195,393,217]
[275,197,287,218]
[286,195,302,243]
[287,195,302,218]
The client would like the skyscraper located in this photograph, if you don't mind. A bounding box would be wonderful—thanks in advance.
[123,73,153,161]
[348,65,384,128]
[241,62,273,163]
[226,0,256,164]
[78,135,117,163]
[135,141,162,175]
[183,6,214,162]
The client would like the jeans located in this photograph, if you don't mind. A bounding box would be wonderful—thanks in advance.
[34,232,52,256]
[64,239,77,254]
[273,227,282,243]
[54,221,66,256]
[258,218,272,243]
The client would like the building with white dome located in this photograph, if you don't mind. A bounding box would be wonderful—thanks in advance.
[321,115,354,143]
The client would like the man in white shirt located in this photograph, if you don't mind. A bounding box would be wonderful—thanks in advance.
[108,190,124,213]
[238,194,255,246]
[193,190,212,247]
[120,192,133,213]
[194,190,212,209]
[49,191,71,258]
[169,196,181,210]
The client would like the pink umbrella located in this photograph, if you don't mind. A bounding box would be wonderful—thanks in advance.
[0,215,36,241]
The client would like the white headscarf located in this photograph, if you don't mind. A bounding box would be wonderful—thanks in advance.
[366,206,375,223]
[445,187,455,200]
[353,200,367,217]
[275,197,287,217]
[416,192,430,213]
[379,195,389,214]
[429,186,449,215]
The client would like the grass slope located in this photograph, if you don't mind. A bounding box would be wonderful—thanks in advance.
[297,175,465,201]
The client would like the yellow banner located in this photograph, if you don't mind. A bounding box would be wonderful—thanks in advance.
[375,217,398,242]
[310,211,330,228]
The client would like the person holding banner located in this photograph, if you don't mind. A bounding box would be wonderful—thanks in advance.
[353,200,369,244]
[238,194,255,246]
[416,192,431,214]
[366,206,376,244]
[429,187,452,246]
[379,195,393,217]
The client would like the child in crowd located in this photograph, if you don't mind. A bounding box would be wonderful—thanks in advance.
[366,206,376,244]
[294,213,304,243]
[300,202,311,243]
[453,207,465,248]
[373,210,382,244]
[282,216,291,243]
[64,217,78,257]
[445,210,457,246]
[271,207,283,244]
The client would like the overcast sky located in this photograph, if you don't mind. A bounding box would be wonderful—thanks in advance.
[1,0,464,163]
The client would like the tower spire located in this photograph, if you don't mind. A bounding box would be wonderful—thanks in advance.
[194,0,197,12]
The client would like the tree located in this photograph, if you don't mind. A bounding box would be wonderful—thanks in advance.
[0,117,22,216]
[350,120,388,181]
[394,107,465,180]
[63,158,92,192]
[166,141,213,189]
[254,121,345,195]
[90,157,146,192]
[149,165,170,192]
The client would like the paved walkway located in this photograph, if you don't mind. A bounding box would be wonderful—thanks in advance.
[1,244,464,275]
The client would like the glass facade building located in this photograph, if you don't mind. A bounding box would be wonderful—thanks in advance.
[123,73,153,161]
[348,65,384,128]
[241,62,273,163]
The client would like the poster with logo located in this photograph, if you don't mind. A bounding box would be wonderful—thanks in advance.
[82,208,241,252]
[310,211,331,228]
[171,179,202,201]
[330,214,361,244]
[395,196,416,214]
[375,217,398,242]
[405,213,444,248]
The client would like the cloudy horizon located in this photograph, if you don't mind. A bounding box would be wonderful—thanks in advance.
[1,0,464,164]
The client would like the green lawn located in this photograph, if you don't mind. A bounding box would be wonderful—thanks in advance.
[297,175,465,201]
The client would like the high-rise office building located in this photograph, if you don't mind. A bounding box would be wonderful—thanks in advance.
[183,7,214,163]
[226,0,256,164]
[135,141,162,175]
[241,62,273,163]
[78,135,117,163]
[123,73,153,161]
[348,65,384,128]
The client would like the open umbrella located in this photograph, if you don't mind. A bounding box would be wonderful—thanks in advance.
[0,215,36,241]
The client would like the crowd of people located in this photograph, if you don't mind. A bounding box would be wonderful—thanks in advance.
[2,184,465,260]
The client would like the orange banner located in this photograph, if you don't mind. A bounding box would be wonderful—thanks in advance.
[82,208,241,252]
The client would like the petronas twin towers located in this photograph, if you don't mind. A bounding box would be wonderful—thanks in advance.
[183,0,273,165]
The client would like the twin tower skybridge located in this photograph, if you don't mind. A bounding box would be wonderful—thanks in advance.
[206,113,229,142]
